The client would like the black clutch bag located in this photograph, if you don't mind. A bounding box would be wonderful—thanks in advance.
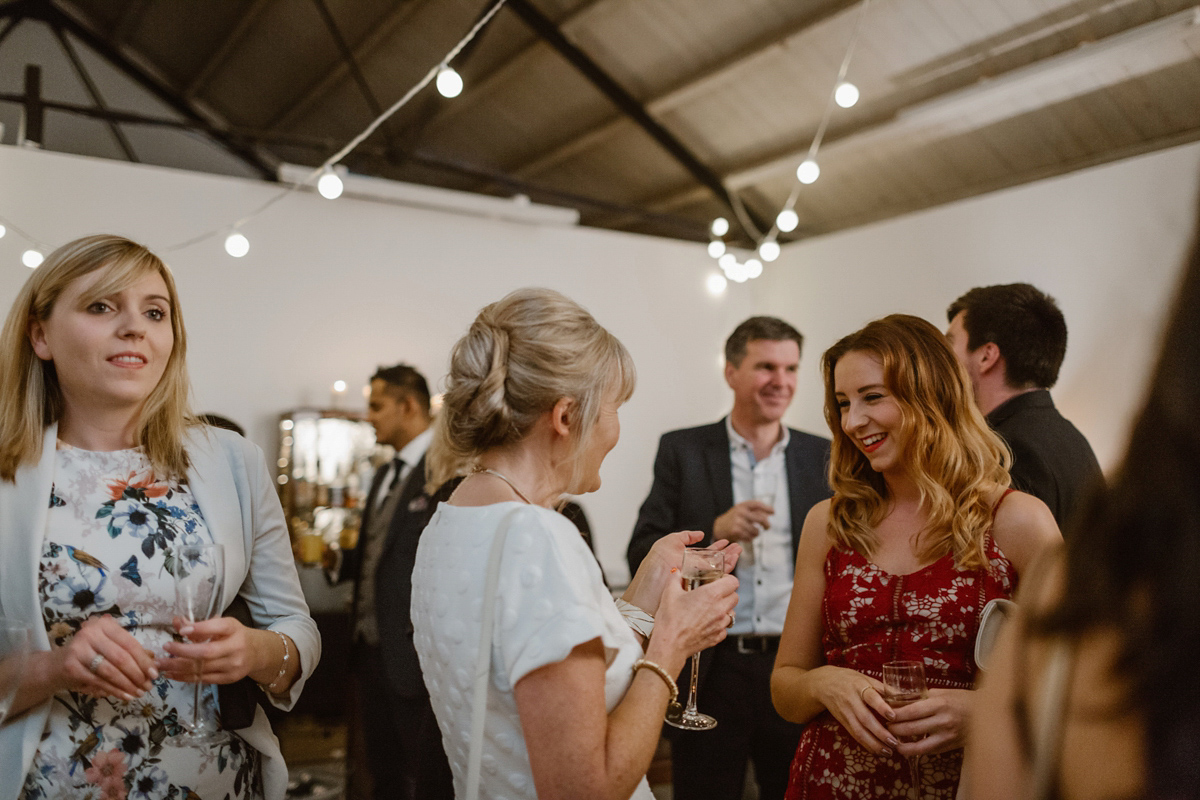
[216,595,261,729]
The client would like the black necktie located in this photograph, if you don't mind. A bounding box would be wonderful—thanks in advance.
[387,457,405,495]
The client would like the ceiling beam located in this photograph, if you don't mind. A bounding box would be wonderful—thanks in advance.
[503,0,770,235]
[649,3,1200,213]
[51,23,138,161]
[512,0,862,180]
[182,0,272,100]
[265,0,432,133]
[110,0,149,46]
[38,0,276,178]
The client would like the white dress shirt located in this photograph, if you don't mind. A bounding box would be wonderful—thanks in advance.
[725,416,793,636]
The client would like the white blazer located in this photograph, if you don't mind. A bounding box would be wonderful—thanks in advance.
[0,424,321,800]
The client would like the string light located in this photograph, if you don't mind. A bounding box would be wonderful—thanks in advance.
[701,0,871,281]
[0,224,6,238]
[317,168,344,200]
[706,273,727,295]
[22,249,43,268]
[796,160,820,185]
[707,239,726,258]
[224,232,250,258]
[333,380,347,393]
[436,66,464,98]
[834,81,860,108]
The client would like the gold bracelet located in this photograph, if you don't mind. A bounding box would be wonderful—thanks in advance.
[632,659,678,704]
[258,630,291,695]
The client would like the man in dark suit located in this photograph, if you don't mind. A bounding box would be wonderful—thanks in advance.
[627,317,831,800]
[332,364,452,800]
[947,283,1103,532]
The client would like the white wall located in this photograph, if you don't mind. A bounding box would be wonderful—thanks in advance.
[2,142,1198,583]
[756,141,1200,472]
[0,145,749,585]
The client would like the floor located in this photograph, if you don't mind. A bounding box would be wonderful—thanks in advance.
[276,715,760,800]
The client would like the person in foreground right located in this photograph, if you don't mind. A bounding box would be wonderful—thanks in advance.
[771,314,1060,799]
[967,214,1200,799]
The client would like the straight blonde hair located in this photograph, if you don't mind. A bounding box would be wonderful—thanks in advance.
[0,235,197,481]
[426,288,636,494]
[822,314,1011,570]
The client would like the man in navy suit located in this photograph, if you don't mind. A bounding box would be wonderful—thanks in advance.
[333,364,452,800]
[628,317,831,800]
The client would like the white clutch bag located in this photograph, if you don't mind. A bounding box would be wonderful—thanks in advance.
[974,597,1018,672]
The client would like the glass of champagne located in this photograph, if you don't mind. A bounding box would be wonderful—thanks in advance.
[665,548,725,731]
[167,542,229,747]
[0,617,31,725]
[883,660,928,799]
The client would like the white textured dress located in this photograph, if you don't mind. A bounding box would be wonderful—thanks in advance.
[411,502,653,800]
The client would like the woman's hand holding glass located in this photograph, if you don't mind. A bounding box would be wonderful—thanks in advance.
[622,530,742,618]
[160,615,265,685]
[644,566,739,677]
[812,667,898,757]
[886,687,974,756]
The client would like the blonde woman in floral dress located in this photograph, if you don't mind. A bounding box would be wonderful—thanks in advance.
[0,235,319,800]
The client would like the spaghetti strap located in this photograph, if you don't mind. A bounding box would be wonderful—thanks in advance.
[991,487,1017,521]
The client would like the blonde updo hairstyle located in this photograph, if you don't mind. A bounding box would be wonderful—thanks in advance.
[427,288,636,493]
[0,234,196,482]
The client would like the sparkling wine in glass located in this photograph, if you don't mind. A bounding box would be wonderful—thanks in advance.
[166,543,228,747]
[0,617,31,725]
[883,660,928,799]
[665,548,725,731]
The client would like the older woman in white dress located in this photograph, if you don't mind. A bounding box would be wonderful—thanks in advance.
[412,288,740,800]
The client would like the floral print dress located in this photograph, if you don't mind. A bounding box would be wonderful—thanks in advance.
[21,444,263,800]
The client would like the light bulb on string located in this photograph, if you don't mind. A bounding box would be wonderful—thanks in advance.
[758,239,780,263]
[436,66,463,98]
[0,224,6,238]
[22,249,43,269]
[707,239,726,259]
[776,209,799,233]
[745,258,763,279]
[710,217,730,237]
[317,167,344,199]
[225,232,250,258]
[718,253,737,275]
[706,273,727,296]
[835,81,860,108]
[727,261,751,283]
[797,160,820,185]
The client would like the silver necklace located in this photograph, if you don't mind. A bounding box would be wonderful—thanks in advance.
[475,467,535,505]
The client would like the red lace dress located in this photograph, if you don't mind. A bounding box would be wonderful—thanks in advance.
[785,523,1017,799]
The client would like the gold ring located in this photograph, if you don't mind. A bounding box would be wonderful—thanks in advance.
[859,685,871,702]
[726,612,736,628]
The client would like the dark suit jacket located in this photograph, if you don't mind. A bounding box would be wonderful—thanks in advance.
[987,389,1103,532]
[343,452,441,697]
[627,420,832,574]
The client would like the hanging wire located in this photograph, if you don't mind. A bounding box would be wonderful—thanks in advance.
[162,0,509,255]
[0,213,51,251]
[764,0,872,243]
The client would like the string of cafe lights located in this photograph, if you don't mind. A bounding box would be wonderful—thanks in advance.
[706,0,872,295]
[1,0,506,268]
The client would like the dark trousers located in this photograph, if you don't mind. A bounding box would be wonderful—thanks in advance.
[353,643,454,800]
[670,637,804,800]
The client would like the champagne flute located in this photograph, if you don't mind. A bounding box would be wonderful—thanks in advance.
[0,617,31,725]
[746,486,776,567]
[883,660,928,799]
[167,542,228,747]
[665,548,725,731]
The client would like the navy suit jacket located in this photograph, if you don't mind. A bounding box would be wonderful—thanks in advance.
[344,452,439,697]
[627,420,831,575]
